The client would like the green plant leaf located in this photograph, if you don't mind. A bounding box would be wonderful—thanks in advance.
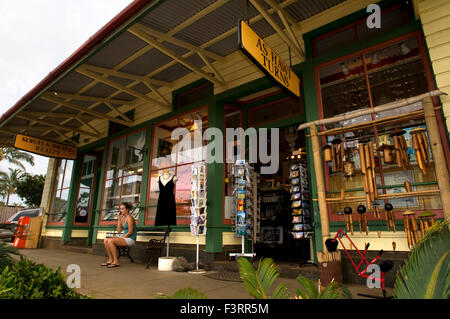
[296,275,319,299]
[319,281,340,299]
[237,257,288,299]
[394,220,450,299]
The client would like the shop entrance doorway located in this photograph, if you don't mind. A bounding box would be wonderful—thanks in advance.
[223,87,313,263]
[253,124,312,262]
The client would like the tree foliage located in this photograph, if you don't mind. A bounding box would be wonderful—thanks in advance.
[0,148,34,170]
[15,173,46,207]
[0,168,24,206]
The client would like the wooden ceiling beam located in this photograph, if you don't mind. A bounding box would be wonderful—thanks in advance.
[42,95,133,126]
[76,67,172,110]
[16,115,100,138]
[131,23,226,63]
[167,0,231,36]
[128,28,225,87]
[263,0,304,55]
[48,130,80,147]
[80,64,172,87]
[44,91,137,106]
[249,0,304,60]
[199,0,297,51]
[21,111,96,120]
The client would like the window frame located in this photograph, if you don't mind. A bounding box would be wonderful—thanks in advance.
[47,159,74,226]
[98,127,147,226]
[72,153,99,227]
[145,105,209,226]
[314,31,447,223]
[222,104,244,225]
[312,4,410,57]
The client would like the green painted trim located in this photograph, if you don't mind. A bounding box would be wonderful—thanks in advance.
[0,0,166,131]
[44,225,65,230]
[206,97,225,253]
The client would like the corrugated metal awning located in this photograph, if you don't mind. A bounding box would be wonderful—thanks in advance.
[0,0,346,148]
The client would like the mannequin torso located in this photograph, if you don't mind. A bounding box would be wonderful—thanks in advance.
[160,171,177,186]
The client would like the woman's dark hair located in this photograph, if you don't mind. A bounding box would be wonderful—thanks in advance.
[120,202,133,211]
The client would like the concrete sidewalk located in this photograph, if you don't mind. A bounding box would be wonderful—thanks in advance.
[14,248,393,299]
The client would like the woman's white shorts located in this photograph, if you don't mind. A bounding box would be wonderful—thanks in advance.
[121,237,136,246]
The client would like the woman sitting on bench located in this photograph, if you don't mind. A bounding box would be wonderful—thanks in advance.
[101,202,137,268]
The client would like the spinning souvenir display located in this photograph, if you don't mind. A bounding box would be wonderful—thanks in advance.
[190,162,207,236]
[289,163,312,239]
[229,160,257,259]
[189,162,207,273]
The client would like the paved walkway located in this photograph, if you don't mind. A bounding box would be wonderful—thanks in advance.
[15,248,393,299]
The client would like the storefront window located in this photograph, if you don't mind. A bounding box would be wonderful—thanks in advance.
[317,33,442,221]
[146,107,208,225]
[224,105,243,224]
[248,97,302,127]
[48,159,73,225]
[313,5,410,57]
[74,154,97,225]
[100,129,145,223]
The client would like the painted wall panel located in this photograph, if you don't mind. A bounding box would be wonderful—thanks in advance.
[419,0,450,132]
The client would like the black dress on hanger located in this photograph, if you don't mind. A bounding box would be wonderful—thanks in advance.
[155,175,177,226]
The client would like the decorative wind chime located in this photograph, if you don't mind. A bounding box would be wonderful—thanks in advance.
[357,205,368,235]
[358,138,377,208]
[343,206,354,235]
[389,128,409,170]
[410,127,430,175]
[402,210,419,249]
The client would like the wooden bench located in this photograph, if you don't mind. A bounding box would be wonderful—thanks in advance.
[138,228,171,269]
[105,228,171,267]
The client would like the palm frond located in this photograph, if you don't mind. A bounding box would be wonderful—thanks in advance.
[296,275,319,299]
[319,280,341,299]
[394,220,450,299]
[237,257,289,299]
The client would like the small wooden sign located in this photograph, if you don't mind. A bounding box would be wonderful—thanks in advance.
[14,134,77,160]
[238,20,300,97]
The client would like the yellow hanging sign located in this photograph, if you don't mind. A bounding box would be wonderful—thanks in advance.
[238,20,300,97]
[14,134,78,160]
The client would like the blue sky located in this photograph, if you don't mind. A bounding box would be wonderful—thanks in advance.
[0,0,133,205]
